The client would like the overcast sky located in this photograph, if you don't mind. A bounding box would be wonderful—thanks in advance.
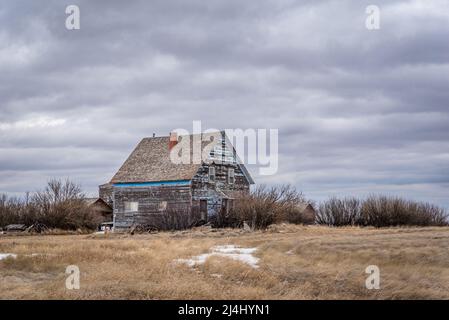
[1,0,448,207]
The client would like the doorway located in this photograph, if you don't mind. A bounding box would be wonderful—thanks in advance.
[200,200,208,221]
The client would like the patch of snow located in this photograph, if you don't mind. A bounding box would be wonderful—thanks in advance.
[0,253,17,261]
[178,253,209,267]
[26,253,44,257]
[213,245,257,255]
[176,245,259,269]
[0,253,51,260]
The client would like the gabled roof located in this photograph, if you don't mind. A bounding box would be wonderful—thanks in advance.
[110,133,254,184]
[297,203,315,213]
[84,197,112,209]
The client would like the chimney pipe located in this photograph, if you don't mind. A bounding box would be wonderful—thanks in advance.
[169,132,178,151]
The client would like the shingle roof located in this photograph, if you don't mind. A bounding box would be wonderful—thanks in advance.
[84,197,112,209]
[297,203,315,213]
[110,135,209,183]
[110,133,254,184]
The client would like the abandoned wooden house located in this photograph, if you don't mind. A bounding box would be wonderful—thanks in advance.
[84,198,113,223]
[99,132,254,231]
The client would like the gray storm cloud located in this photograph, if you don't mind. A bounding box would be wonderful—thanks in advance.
[0,0,448,207]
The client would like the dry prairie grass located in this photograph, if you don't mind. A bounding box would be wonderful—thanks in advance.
[0,224,448,299]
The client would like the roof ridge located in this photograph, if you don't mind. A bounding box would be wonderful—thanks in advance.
[109,135,213,184]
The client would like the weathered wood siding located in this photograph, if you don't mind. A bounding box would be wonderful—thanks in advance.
[111,161,250,230]
[191,162,250,216]
[113,185,192,230]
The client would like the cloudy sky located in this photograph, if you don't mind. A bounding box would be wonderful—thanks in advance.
[1,0,448,207]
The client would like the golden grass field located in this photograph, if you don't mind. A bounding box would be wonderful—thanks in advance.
[0,224,448,300]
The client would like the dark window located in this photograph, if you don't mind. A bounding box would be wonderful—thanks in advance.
[200,200,208,221]
[208,166,215,182]
[228,168,235,184]
[229,199,234,211]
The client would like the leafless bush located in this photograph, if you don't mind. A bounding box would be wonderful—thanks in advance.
[316,197,362,226]
[210,207,242,228]
[129,206,196,232]
[225,185,310,229]
[361,195,448,227]
[0,179,100,230]
[0,193,39,228]
[316,195,448,227]
[158,205,201,231]
[0,194,18,227]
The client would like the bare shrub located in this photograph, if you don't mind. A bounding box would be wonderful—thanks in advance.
[129,206,197,232]
[361,195,448,227]
[31,179,99,230]
[210,207,242,229]
[317,195,448,227]
[160,207,194,231]
[225,185,309,230]
[316,197,361,226]
[0,194,18,227]
[0,193,39,228]
[0,179,100,230]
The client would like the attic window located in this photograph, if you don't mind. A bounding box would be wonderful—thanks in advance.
[228,168,235,184]
[124,201,138,213]
[208,166,215,182]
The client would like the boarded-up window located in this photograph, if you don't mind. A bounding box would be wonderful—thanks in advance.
[208,166,215,182]
[228,168,235,184]
[124,201,138,213]
[159,201,167,212]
